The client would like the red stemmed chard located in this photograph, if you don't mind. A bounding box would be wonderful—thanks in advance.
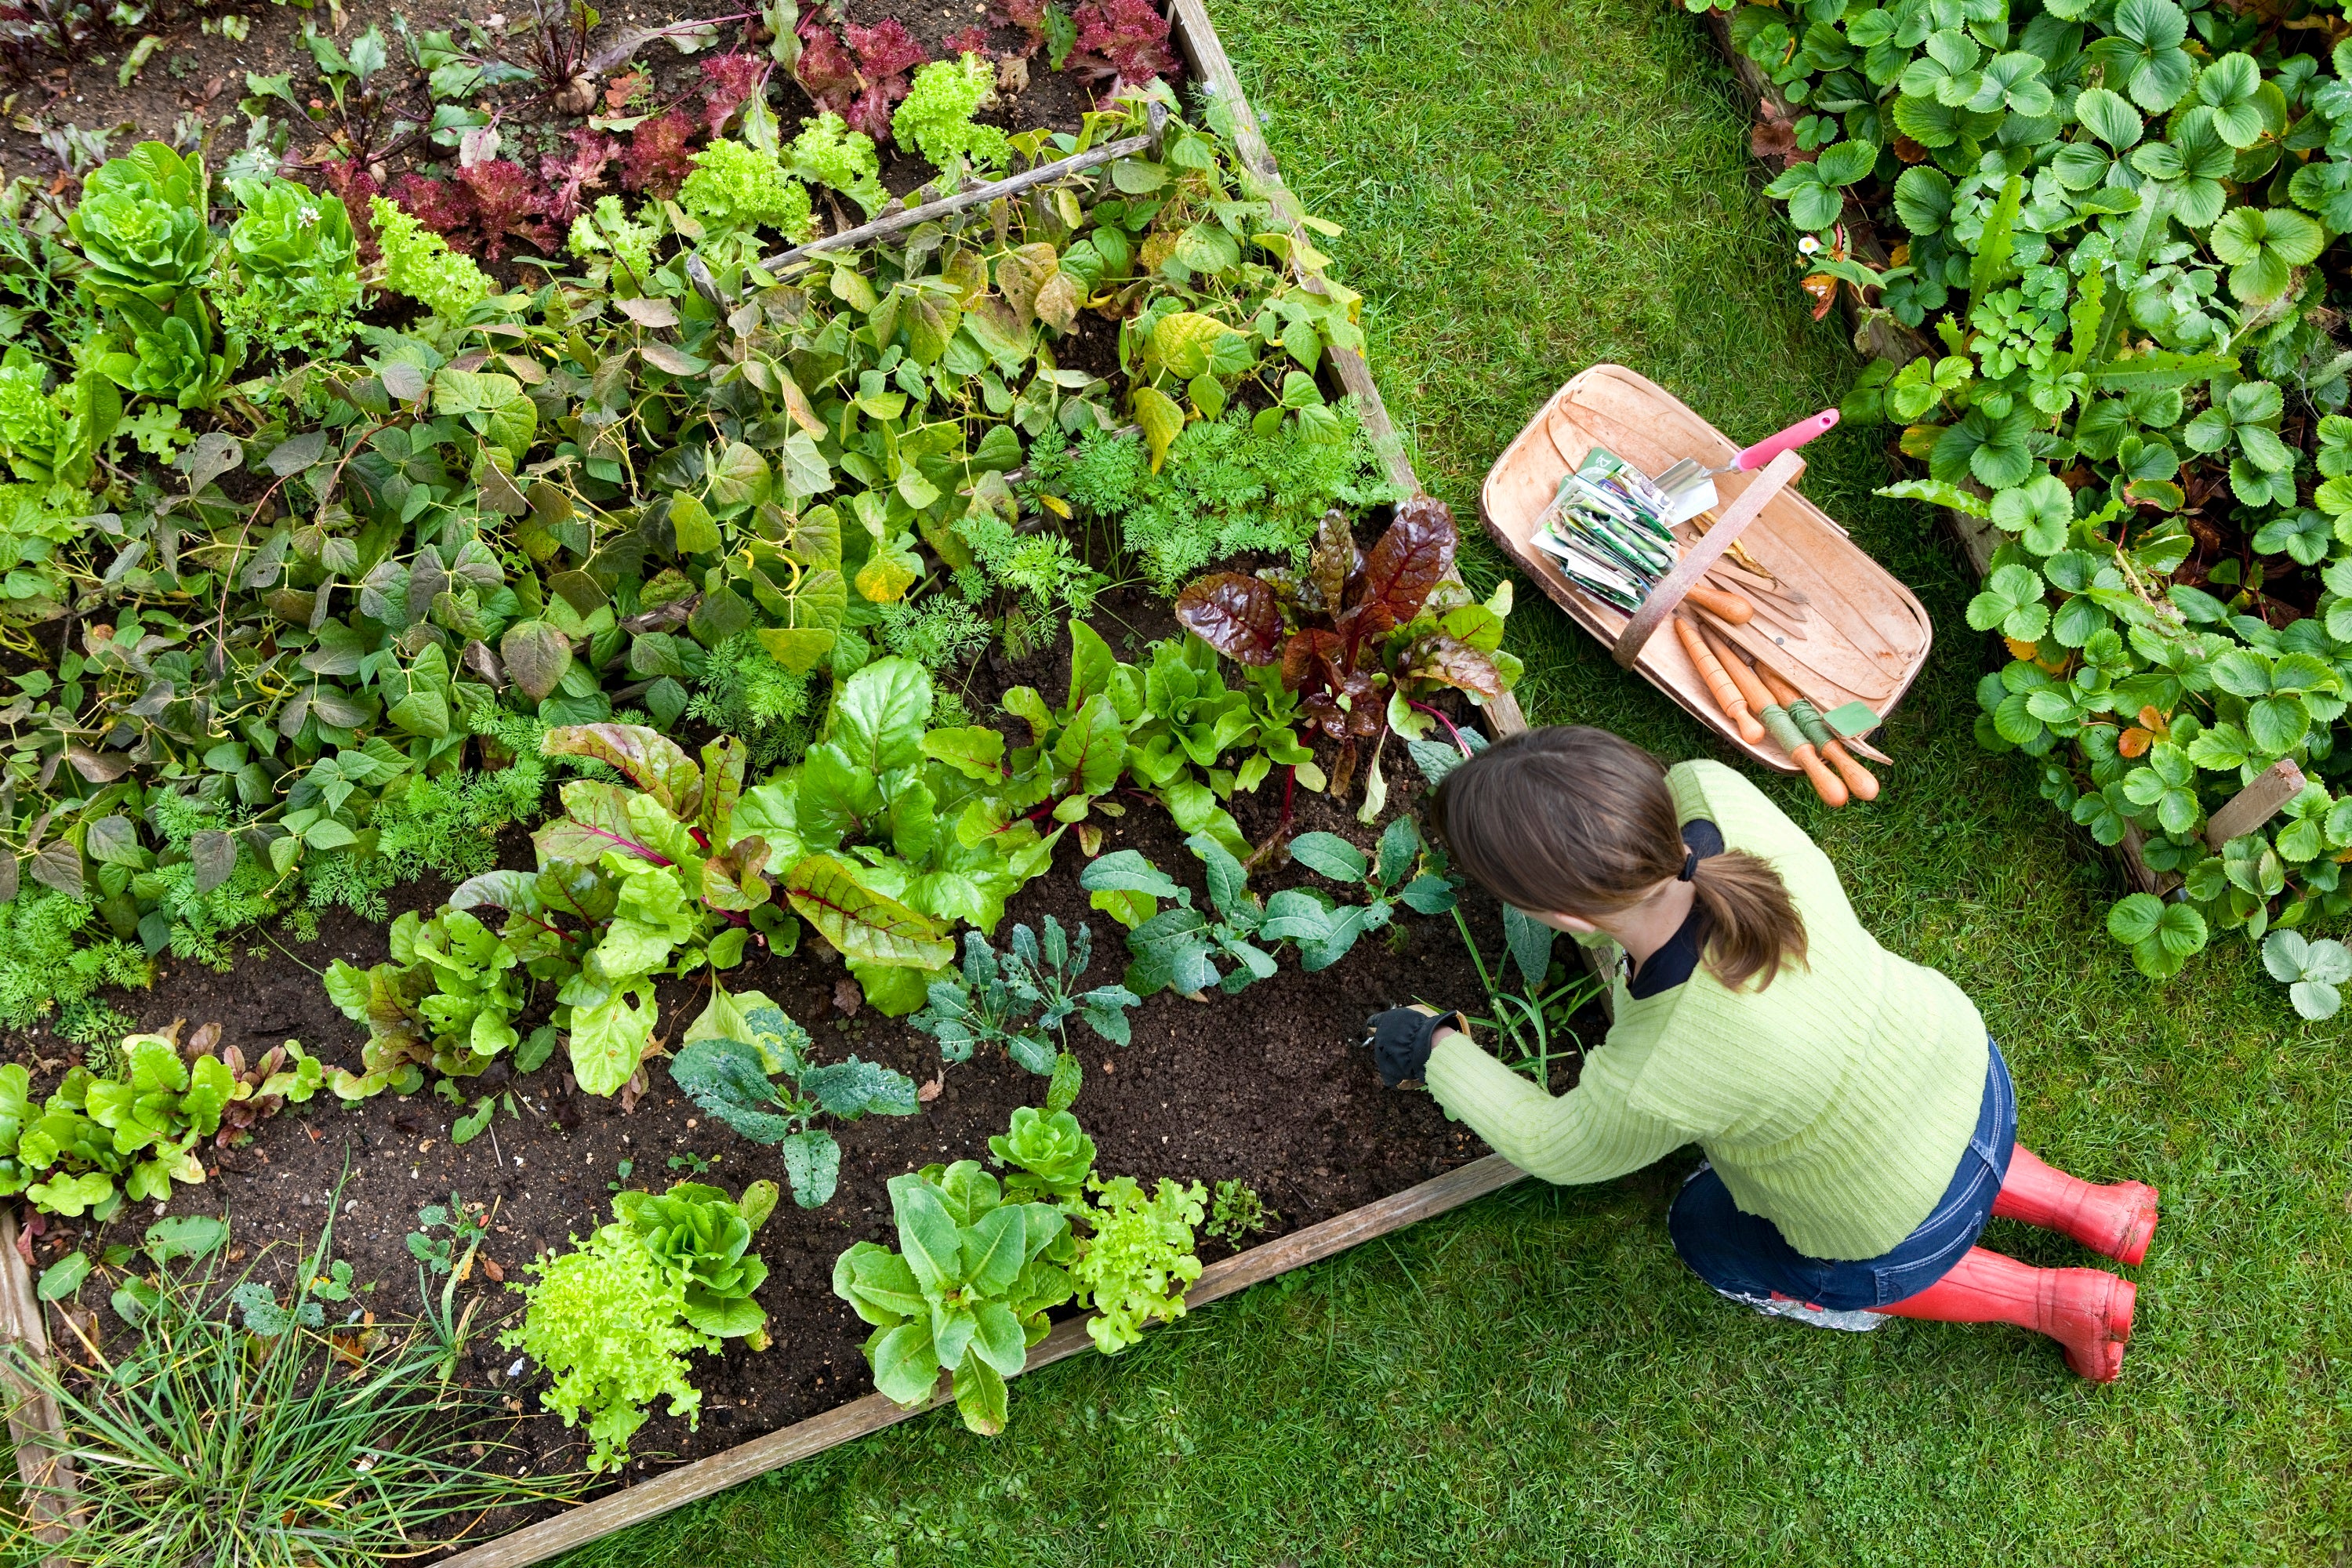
[1174,497,1519,800]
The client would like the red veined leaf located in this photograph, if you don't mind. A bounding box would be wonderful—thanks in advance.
[1175,572,1283,664]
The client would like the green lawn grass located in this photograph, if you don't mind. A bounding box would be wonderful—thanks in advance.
[564,2,2352,1561]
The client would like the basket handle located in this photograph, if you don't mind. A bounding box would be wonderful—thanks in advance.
[1611,449,1803,669]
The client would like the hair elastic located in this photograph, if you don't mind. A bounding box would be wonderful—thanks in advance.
[1678,848,1698,882]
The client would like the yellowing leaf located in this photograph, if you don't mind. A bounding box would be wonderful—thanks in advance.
[1131,386,1187,471]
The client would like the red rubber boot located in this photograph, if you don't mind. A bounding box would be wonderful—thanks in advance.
[1879,1247,2136,1381]
[1994,1145,2159,1265]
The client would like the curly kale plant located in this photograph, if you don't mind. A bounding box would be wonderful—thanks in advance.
[67,143,214,307]
[501,1225,713,1473]
[911,915,1140,1076]
[610,1178,780,1345]
[1080,835,1279,996]
[218,178,363,361]
[891,54,1011,173]
[666,988,918,1208]
[831,1161,1075,1435]
[1262,818,1457,971]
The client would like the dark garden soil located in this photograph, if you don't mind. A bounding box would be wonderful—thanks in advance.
[5,604,1599,1531]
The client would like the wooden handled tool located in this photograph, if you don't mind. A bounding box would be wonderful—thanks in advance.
[1696,624,1846,808]
[1674,614,1763,744]
[1754,662,1878,801]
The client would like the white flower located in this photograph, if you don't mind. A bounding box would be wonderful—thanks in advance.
[1796,234,1821,256]
[299,204,321,228]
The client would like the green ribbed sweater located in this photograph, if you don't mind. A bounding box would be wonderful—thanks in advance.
[1425,760,1989,1261]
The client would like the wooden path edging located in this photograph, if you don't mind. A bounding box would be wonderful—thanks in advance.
[433,1154,1526,1568]
[0,1205,72,1568]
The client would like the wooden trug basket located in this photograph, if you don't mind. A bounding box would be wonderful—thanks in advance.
[1479,364,1933,772]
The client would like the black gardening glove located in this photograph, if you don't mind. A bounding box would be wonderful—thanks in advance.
[1364,1005,1465,1088]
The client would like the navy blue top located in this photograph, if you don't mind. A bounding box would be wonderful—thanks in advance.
[1626,818,1725,1000]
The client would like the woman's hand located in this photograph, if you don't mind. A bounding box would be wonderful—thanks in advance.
[1363,1004,1467,1087]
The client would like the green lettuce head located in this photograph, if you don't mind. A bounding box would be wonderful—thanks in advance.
[220,178,362,359]
[67,142,215,307]
[0,350,64,482]
[95,295,233,411]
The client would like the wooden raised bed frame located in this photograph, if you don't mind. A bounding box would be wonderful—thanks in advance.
[0,5,1536,1564]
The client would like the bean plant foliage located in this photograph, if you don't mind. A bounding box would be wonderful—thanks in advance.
[1722,0,2352,978]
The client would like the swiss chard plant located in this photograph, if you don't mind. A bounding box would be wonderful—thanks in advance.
[731,655,1064,1016]
[666,986,919,1207]
[1176,499,1520,809]
[336,724,797,1098]
[910,914,1141,1076]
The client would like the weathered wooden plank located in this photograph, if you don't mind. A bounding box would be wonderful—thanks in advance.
[430,1154,1526,1568]
[0,1204,77,1567]
[2206,759,2308,849]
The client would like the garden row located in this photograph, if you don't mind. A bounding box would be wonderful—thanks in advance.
[0,6,1565,1558]
[1712,0,2352,1011]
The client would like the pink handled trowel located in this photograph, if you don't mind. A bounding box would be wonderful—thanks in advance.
[1653,408,1840,524]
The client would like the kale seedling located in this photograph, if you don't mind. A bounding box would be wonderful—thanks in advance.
[668,989,918,1209]
[408,1193,490,1277]
[1261,818,1457,971]
[1080,833,1279,997]
[911,915,1140,1076]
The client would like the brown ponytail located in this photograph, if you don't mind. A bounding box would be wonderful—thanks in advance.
[1429,726,1807,991]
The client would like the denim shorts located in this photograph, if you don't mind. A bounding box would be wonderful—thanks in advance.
[1667,1039,2016,1312]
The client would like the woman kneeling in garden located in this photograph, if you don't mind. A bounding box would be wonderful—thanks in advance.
[1370,726,2156,1381]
